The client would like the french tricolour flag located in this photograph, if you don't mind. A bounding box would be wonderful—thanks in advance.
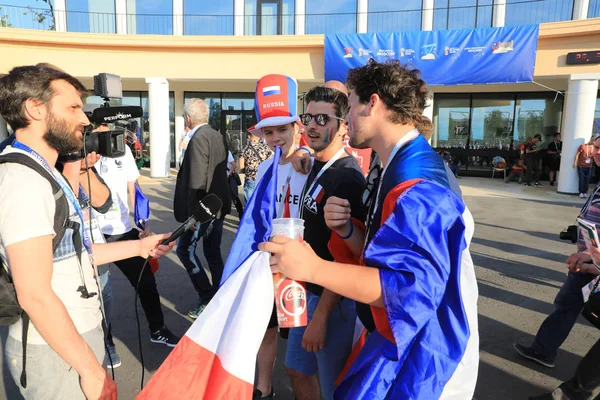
[137,148,281,400]
[262,85,281,96]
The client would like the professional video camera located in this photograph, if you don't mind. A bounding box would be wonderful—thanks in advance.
[59,73,143,162]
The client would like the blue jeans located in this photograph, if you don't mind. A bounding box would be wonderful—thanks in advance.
[578,167,592,195]
[244,179,256,203]
[285,292,357,400]
[175,219,225,305]
[532,270,596,361]
[98,270,114,346]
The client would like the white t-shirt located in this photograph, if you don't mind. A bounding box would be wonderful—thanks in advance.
[257,158,310,219]
[227,151,234,176]
[95,146,140,235]
[0,147,101,344]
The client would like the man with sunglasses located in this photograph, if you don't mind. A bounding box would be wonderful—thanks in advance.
[261,60,479,399]
[284,86,366,400]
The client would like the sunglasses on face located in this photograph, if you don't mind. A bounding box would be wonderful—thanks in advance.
[299,113,346,127]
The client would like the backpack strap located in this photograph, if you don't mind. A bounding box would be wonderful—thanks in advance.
[0,153,72,389]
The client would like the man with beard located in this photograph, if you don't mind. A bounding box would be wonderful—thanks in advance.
[283,86,365,400]
[261,60,479,400]
[0,65,174,400]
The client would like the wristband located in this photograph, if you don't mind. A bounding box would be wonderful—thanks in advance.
[338,220,354,240]
[298,146,311,155]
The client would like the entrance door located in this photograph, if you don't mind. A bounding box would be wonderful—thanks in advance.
[220,110,257,160]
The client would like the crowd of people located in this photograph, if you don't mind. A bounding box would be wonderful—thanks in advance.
[0,59,598,400]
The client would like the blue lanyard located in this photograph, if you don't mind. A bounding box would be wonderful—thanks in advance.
[12,141,93,254]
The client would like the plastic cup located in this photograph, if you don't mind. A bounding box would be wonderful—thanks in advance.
[270,218,308,328]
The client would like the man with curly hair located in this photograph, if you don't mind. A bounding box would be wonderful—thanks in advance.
[260,60,479,400]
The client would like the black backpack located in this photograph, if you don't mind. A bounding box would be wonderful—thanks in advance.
[0,152,72,388]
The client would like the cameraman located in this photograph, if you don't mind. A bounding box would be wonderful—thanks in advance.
[514,134,600,369]
[93,125,180,349]
[0,65,174,400]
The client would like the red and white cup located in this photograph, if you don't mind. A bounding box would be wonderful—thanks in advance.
[271,218,307,328]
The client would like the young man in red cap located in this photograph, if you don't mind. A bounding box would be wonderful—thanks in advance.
[251,74,308,399]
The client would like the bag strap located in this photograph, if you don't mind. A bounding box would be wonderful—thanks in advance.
[0,153,74,389]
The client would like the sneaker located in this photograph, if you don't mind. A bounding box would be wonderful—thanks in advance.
[106,344,121,369]
[524,183,532,187]
[188,303,207,319]
[584,193,589,198]
[253,388,275,399]
[513,343,555,368]
[580,193,586,198]
[534,182,542,187]
[150,326,180,348]
[550,181,555,186]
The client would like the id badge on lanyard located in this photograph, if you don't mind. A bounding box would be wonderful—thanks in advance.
[81,208,106,244]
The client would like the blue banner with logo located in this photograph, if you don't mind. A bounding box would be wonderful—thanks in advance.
[324,25,539,86]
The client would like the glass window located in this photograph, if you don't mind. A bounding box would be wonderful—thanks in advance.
[245,0,294,35]
[470,94,515,151]
[514,93,563,147]
[594,93,600,134]
[305,0,356,34]
[127,0,172,35]
[590,0,600,18]
[505,0,574,25]
[368,0,421,33]
[184,0,234,35]
[67,0,116,33]
[0,0,55,30]
[432,95,471,149]
[433,0,492,30]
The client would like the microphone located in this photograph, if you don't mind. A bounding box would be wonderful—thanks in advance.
[159,194,222,246]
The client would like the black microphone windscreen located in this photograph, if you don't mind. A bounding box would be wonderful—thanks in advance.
[193,194,222,223]
[91,106,144,124]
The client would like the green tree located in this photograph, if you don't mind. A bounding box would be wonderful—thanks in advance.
[0,8,12,27]
[25,0,55,30]
[484,109,511,138]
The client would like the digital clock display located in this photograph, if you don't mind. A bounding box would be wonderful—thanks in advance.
[566,51,600,65]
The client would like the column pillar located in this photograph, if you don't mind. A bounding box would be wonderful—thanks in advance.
[422,0,434,31]
[573,0,590,20]
[174,89,185,166]
[492,0,506,27]
[145,78,171,178]
[115,0,127,34]
[53,0,67,32]
[295,0,305,35]
[423,96,434,144]
[234,0,244,36]
[173,0,183,35]
[0,116,8,141]
[357,0,368,33]
[557,75,600,194]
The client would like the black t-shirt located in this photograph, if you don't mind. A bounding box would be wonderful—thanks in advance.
[547,140,562,156]
[300,154,366,296]
[525,140,539,159]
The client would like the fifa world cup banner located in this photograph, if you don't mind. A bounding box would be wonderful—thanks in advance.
[324,25,539,86]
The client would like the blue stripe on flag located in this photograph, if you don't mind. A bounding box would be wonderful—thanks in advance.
[220,147,281,286]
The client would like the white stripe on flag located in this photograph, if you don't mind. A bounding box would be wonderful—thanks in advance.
[262,85,280,93]
[185,251,274,384]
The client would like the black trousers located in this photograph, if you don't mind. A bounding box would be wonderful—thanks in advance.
[531,338,600,400]
[104,229,165,333]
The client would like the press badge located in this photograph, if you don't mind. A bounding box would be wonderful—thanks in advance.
[82,208,106,244]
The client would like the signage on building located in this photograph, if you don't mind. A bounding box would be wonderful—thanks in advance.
[566,51,600,65]
[324,25,539,86]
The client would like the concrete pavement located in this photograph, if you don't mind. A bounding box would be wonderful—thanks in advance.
[1,175,597,399]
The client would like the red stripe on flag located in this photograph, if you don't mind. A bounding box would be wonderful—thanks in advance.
[136,335,252,400]
[283,184,291,218]
[315,186,325,203]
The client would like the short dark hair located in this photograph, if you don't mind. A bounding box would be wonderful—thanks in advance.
[304,86,349,120]
[346,59,430,126]
[533,134,542,140]
[0,65,88,130]
[554,132,561,137]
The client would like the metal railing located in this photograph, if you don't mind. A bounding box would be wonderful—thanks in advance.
[0,0,581,36]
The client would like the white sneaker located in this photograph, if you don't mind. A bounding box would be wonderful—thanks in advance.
[580,193,586,198]
[584,193,589,198]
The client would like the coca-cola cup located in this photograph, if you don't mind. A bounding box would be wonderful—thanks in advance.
[271,218,308,328]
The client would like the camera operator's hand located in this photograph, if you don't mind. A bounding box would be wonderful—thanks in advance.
[567,251,592,272]
[79,365,117,400]
[80,152,101,172]
[138,233,175,259]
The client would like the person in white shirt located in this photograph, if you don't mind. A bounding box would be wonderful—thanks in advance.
[0,64,174,400]
[95,144,180,349]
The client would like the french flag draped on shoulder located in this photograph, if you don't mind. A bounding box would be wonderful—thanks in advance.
[334,136,479,400]
[137,148,281,400]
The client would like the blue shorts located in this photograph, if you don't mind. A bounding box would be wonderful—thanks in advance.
[285,291,357,400]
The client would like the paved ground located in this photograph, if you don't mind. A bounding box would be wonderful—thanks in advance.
[1,174,598,400]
